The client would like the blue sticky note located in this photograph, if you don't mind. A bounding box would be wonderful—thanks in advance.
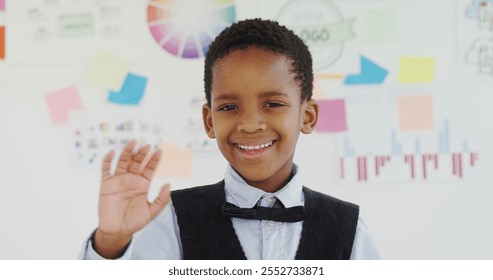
[344,55,388,85]
[108,73,147,105]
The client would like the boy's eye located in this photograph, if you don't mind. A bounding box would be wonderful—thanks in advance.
[218,104,237,111]
[264,102,284,108]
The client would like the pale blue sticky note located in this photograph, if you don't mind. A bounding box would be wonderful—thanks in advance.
[344,55,388,85]
[108,73,147,105]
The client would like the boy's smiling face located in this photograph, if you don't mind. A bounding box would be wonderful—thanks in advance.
[203,47,318,192]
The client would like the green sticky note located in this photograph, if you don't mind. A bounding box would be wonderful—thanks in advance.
[361,8,399,44]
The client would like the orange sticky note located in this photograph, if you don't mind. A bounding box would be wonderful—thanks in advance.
[398,95,434,131]
[156,141,192,178]
[0,26,5,59]
[45,85,83,126]
[312,79,325,100]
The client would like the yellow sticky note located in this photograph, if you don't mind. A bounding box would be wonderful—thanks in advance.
[398,57,435,83]
[86,50,130,91]
[156,141,192,178]
[398,95,434,131]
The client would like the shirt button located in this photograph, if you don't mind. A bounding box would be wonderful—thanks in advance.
[267,197,276,207]
[266,220,276,229]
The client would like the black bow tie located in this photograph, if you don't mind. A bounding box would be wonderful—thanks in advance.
[221,202,306,222]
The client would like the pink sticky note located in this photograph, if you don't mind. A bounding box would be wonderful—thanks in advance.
[45,85,83,125]
[398,95,433,131]
[316,99,347,132]
[0,0,4,11]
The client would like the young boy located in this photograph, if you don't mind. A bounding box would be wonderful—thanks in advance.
[81,18,380,260]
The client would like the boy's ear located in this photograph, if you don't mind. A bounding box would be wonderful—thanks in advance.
[301,99,319,134]
[202,104,216,139]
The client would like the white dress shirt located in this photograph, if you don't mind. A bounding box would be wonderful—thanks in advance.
[82,165,381,260]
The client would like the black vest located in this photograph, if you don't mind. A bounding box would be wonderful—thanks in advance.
[171,181,359,260]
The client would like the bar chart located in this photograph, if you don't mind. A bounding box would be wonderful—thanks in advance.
[337,120,480,183]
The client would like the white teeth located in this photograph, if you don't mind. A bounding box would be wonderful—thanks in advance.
[238,141,273,150]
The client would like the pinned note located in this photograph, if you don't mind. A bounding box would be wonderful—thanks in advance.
[108,73,147,105]
[315,99,347,133]
[398,57,435,83]
[45,85,83,126]
[58,13,95,38]
[398,95,434,131]
[86,50,130,91]
[156,141,192,178]
[0,26,4,59]
[361,8,399,44]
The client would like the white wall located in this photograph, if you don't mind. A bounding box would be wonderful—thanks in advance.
[0,0,492,259]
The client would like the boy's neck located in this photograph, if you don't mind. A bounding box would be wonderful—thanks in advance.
[240,169,295,193]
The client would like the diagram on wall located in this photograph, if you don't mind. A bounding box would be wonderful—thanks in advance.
[459,0,493,80]
[147,0,236,59]
[6,0,144,63]
[68,110,165,168]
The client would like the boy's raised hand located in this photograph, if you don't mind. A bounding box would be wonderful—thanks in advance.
[93,140,170,258]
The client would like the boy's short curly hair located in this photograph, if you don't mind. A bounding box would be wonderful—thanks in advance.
[204,18,313,105]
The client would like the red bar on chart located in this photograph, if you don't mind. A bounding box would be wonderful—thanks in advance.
[404,155,415,179]
[470,152,478,166]
[422,154,427,179]
[357,157,367,181]
[452,153,463,178]
[375,157,380,176]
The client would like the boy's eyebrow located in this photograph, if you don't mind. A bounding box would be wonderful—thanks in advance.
[214,93,239,101]
[213,91,289,101]
[258,91,289,98]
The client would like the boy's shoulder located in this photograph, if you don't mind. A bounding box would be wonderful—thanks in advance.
[171,180,225,194]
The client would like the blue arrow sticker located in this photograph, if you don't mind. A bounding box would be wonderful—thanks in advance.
[108,73,148,105]
[344,55,388,85]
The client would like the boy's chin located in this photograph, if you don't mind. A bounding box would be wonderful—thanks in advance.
[235,167,288,191]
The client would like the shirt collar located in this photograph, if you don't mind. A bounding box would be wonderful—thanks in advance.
[224,164,304,208]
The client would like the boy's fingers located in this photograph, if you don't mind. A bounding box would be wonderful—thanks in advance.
[142,149,162,181]
[101,150,115,181]
[115,140,137,175]
[150,184,171,218]
[128,144,151,174]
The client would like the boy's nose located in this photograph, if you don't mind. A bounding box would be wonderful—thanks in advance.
[237,109,267,133]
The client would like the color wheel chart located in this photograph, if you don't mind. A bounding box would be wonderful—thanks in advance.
[147,0,236,59]
[337,119,480,184]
